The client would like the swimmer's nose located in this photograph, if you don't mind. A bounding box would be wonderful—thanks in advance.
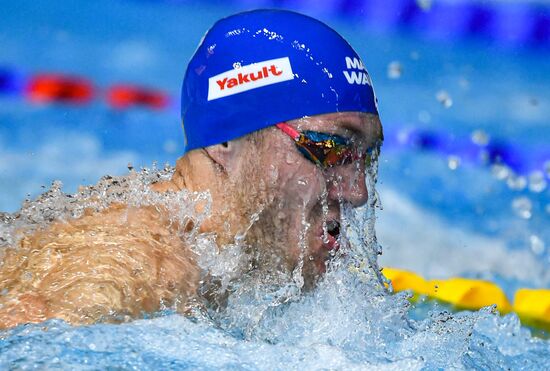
[326,165,369,207]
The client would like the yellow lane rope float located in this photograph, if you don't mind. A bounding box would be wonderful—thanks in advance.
[381,267,549,331]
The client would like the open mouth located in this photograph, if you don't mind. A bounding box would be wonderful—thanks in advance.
[327,220,340,239]
[321,220,340,252]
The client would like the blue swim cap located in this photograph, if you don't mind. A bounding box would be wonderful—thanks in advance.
[181,9,378,154]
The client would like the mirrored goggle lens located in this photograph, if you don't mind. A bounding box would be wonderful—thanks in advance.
[298,131,353,167]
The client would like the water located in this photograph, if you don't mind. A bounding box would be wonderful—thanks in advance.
[2,291,548,369]
[1,0,549,368]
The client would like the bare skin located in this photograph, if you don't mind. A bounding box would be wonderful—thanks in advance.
[0,112,382,329]
[0,204,200,328]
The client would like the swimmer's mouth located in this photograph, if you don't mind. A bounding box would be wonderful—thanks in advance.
[327,220,340,239]
[322,220,340,252]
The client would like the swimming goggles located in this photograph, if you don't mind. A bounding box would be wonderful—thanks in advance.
[275,122,374,168]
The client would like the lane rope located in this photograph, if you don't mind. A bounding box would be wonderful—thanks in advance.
[2,66,548,180]
[381,267,550,331]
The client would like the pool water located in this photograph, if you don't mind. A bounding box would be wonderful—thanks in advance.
[1,0,549,368]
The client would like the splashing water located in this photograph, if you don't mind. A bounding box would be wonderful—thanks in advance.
[0,161,549,369]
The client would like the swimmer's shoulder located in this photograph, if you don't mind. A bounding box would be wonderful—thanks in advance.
[0,201,199,329]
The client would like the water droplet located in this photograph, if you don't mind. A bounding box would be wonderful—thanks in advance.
[447,155,460,170]
[321,67,333,78]
[387,61,403,79]
[491,164,511,180]
[416,0,432,11]
[22,271,33,281]
[292,41,306,51]
[512,197,532,219]
[458,77,470,90]
[163,139,178,154]
[418,110,431,123]
[88,343,96,350]
[436,90,453,108]
[530,235,545,255]
[286,152,296,164]
[506,175,527,191]
[51,180,63,191]
[471,130,489,146]
[268,165,279,183]
[528,171,547,193]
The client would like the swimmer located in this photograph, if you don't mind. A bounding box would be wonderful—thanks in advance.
[0,9,382,328]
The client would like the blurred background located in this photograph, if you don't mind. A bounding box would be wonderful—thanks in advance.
[1,0,549,294]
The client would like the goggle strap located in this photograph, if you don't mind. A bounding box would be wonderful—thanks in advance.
[275,122,300,141]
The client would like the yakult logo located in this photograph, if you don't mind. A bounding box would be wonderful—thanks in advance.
[208,57,294,101]
[343,57,372,86]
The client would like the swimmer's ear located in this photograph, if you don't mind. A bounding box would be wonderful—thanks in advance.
[204,140,241,173]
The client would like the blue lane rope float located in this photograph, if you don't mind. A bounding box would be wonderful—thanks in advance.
[0,66,26,95]
[382,126,550,178]
[156,0,550,50]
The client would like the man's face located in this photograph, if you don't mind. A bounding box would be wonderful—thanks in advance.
[228,112,383,289]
